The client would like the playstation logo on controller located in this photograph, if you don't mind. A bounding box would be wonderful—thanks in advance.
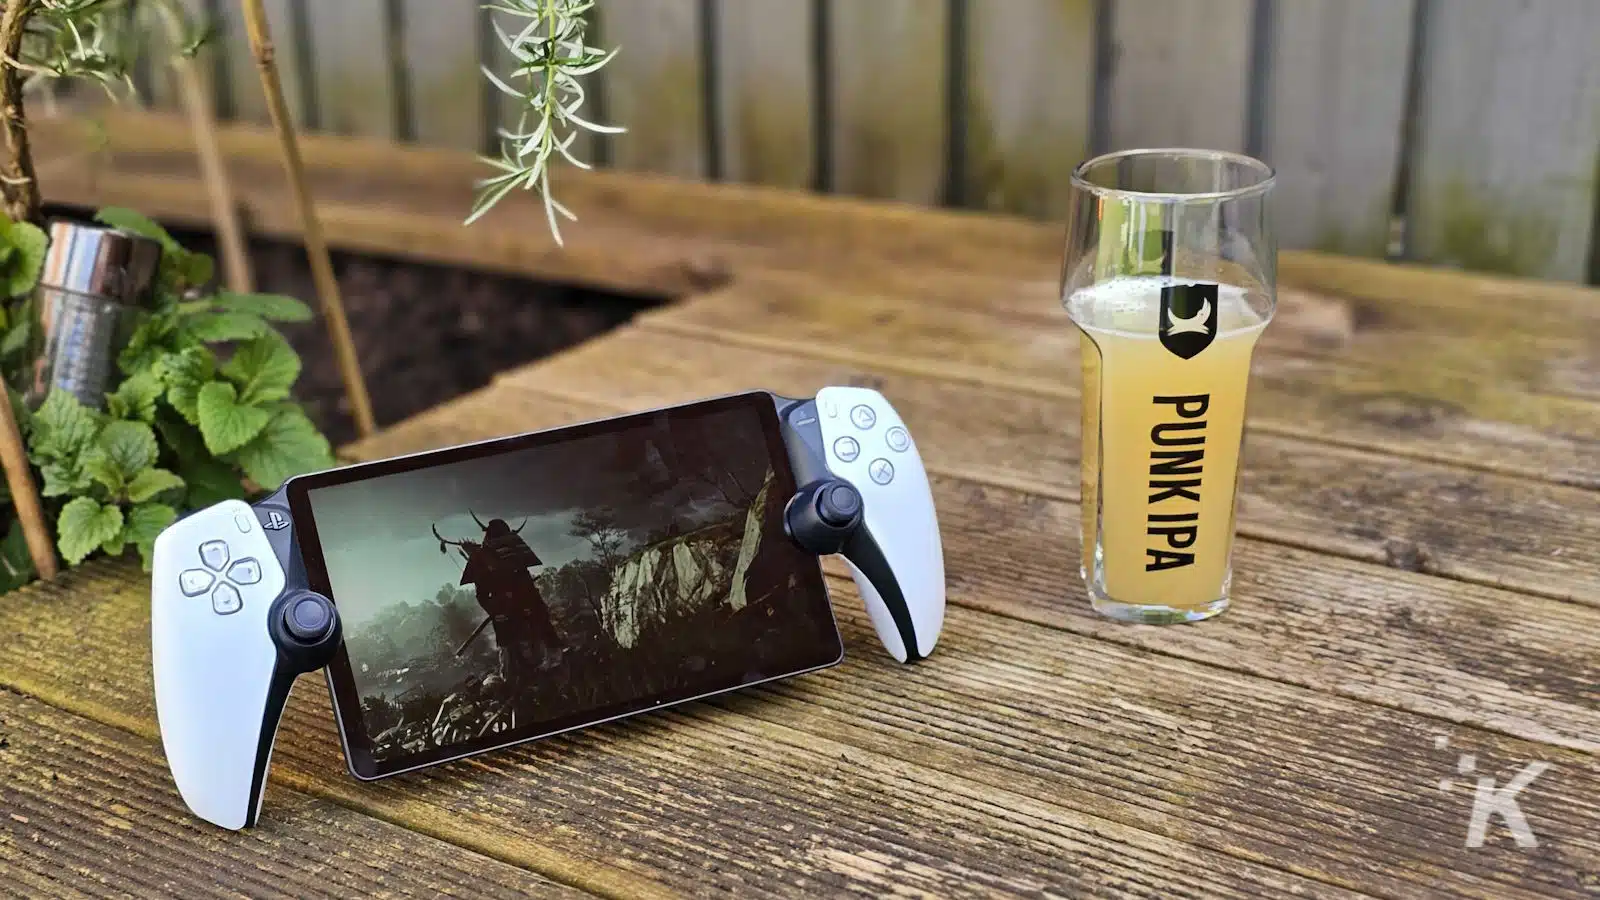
[263,510,290,531]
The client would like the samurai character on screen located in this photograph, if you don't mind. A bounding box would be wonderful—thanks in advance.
[433,512,565,689]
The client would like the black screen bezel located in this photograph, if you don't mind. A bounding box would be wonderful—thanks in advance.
[285,390,843,780]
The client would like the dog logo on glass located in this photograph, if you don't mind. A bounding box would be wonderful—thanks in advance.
[1160,283,1218,359]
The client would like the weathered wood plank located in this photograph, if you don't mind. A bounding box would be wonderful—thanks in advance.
[4,559,1596,898]
[1405,0,1600,282]
[964,0,1096,217]
[714,0,813,189]
[601,0,705,178]
[828,0,948,204]
[29,109,1600,333]
[1105,0,1254,152]
[304,0,396,139]
[399,0,482,150]
[0,691,591,898]
[615,271,1600,483]
[212,0,306,127]
[611,285,1600,605]
[455,332,1600,750]
[1260,0,1415,256]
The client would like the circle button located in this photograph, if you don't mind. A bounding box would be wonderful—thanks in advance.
[850,405,877,430]
[886,426,910,452]
[833,436,860,462]
[868,458,894,485]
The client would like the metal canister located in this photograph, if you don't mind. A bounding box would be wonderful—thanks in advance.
[25,221,164,409]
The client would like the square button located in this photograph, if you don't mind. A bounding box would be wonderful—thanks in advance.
[199,540,230,571]
[212,583,242,615]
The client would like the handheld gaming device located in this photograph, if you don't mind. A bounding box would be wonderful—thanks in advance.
[151,387,944,829]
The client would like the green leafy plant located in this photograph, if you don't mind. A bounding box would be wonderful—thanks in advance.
[0,208,332,583]
[469,0,623,244]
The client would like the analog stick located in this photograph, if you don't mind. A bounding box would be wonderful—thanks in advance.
[283,594,334,643]
[819,483,862,526]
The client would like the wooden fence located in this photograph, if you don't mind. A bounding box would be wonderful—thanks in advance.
[141,0,1600,284]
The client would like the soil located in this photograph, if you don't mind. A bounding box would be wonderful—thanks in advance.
[163,228,664,448]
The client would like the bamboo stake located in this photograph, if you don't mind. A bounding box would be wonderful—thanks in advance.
[239,0,375,437]
[0,3,55,579]
[168,36,254,293]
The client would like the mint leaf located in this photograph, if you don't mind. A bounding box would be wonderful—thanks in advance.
[222,335,300,405]
[197,381,270,455]
[3,220,47,298]
[126,503,178,571]
[156,347,216,424]
[155,414,207,465]
[95,207,179,253]
[40,459,93,498]
[189,312,271,343]
[29,390,101,461]
[57,496,124,565]
[181,458,248,508]
[128,467,185,503]
[215,290,313,323]
[96,420,160,477]
[107,370,164,423]
[181,251,215,289]
[232,406,333,489]
[119,309,187,375]
[0,520,35,591]
[1,315,29,359]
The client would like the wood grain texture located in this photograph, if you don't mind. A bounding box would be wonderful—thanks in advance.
[401,0,483,149]
[601,0,705,178]
[964,0,1096,217]
[304,0,396,138]
[616,281,1600,606]
[1260,0,1415,256]
[28,109,1600,331]
[212,0,305,127]
[714,0,813,188]
[421,331,1600,752]
[1104,0,1254,152]
[1404,0,1600,282]
[3,555,1597,897]
[828,0,948,203]
[0,690,590,898]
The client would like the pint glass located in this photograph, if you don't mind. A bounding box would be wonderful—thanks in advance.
[1060,149,1275,624]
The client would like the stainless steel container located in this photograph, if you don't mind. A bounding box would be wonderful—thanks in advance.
[26,221,163,409]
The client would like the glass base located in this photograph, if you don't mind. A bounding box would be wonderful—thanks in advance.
[1083,570,1230,625]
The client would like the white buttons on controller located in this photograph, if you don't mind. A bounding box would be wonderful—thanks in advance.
[211,583,242,615]
[235,514,253,533]
[868,458,895,485]
[228,558,262,585]
[850,405,877,430]
[822,399,839,418]
[200,540,230,570]
[886,426,910,452]
[833,436,860,462]
[179,569,214,596]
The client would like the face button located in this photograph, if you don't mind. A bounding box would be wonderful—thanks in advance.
[833,436,860,462]
[850,405,877,430]
[868,458,895,485]
[886,426,910,452]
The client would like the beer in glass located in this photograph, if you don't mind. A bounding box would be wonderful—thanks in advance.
[1060,149,1275,624]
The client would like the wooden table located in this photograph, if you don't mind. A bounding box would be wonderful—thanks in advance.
[4,112,1600,898]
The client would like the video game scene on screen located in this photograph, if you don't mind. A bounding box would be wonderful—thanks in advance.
[310,406,833,763]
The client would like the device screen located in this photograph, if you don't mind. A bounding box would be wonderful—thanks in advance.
[286,391,842,779]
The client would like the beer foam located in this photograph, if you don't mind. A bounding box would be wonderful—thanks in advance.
[1065,276,1269,339]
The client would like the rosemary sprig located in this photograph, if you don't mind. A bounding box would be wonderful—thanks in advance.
[468,0,623,245]
[11,0,208,99]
